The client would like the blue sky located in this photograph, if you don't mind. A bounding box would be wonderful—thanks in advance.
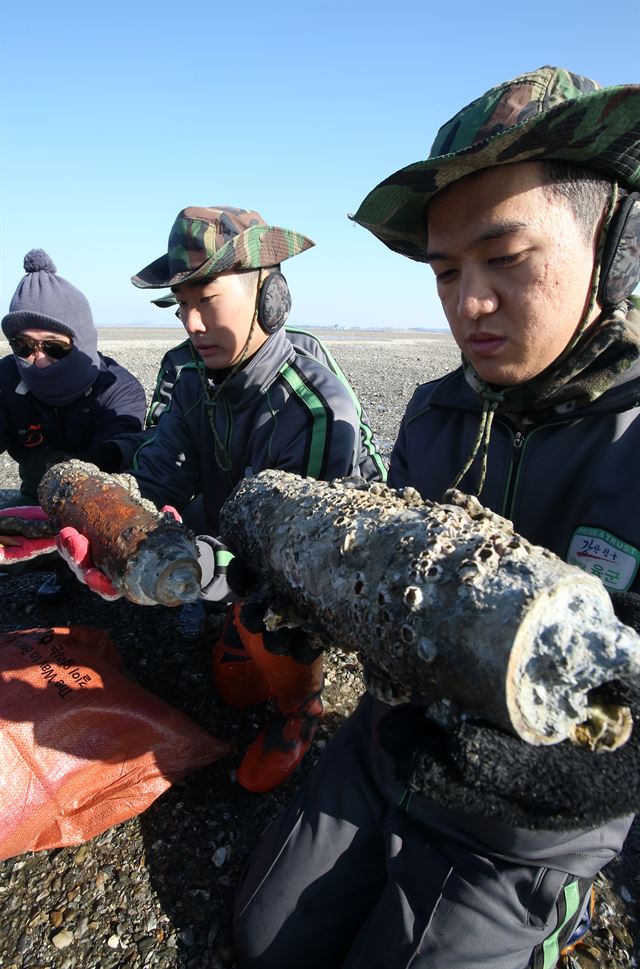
[1,0,638,329]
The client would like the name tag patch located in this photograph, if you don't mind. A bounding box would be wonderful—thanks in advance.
[567,526,639,592]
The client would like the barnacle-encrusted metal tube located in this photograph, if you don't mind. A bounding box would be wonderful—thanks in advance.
[38,461,201,607]
[221,470,640,752]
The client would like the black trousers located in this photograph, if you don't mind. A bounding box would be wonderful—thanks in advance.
[233,697,594,969]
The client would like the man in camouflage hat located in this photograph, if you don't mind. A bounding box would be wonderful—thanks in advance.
[55,205,386,793]
[233,68,640,967]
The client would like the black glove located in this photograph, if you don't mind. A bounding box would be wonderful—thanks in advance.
[75,440,124,472]
[195,537,261,606]
[226,555,258,598]
[238,600,324,665]
[377,590,640,830]
[610,590,640,632]
[378,697,640,831]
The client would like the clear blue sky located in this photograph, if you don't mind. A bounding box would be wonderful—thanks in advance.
[1,0,638,329]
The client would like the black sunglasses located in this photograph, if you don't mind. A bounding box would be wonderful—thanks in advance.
[9,336,73,360]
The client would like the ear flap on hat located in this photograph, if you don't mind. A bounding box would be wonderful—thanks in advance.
[598,192,640,307]
[258,272,292,334]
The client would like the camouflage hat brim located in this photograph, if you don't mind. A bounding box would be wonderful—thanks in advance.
[351,84,640,263]
[132,224,314,289]
[150,292,176,308]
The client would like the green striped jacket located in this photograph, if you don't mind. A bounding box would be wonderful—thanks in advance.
[132,326,385,536]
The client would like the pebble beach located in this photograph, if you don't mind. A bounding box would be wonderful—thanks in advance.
[0,327,637,969]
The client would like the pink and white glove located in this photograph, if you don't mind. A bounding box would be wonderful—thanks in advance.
[55,505,182,603]
[0,506,58,564]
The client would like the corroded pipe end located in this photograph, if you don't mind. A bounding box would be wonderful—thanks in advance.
[153,562,202,607]
[508,580,640,748]
[570,702,633,752]
[126,536,202,607]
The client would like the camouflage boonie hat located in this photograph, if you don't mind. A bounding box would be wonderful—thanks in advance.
[150,291,176,308]
[132,206,314,289]
[351,66,640,263]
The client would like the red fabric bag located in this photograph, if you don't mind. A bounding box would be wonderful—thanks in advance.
[0,626,230,860]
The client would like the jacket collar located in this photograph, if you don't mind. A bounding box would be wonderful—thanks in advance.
[427,358,640,419]
[206,327,295,408]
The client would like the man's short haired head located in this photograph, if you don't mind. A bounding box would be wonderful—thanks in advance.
[351,67,640,392]
[539,163,613,242]
[351,66,639,267]
[425,161,612,386]
[136,208,314,368]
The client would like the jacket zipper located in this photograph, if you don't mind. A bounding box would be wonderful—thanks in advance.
[502,419,574,520]
[502,429,525,518]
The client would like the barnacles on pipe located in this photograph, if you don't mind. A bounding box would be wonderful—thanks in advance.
[221,470,640,752]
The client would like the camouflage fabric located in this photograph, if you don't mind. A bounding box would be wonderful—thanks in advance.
[132,206,314,289]
[150,291,176,308]
[351,66,640,263]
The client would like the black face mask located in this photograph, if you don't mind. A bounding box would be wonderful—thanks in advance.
[14,344,100,406]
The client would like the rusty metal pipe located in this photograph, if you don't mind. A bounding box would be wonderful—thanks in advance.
[38,461,201,607]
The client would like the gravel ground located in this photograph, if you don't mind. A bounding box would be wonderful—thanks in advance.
[0,328,637,969]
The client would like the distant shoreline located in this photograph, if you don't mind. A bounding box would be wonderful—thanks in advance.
[96,323,449,333]
[96,324,450,332]
[95,326,454,344]
[1,327,456,355]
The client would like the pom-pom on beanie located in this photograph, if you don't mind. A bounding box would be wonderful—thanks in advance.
[2,249,99,367]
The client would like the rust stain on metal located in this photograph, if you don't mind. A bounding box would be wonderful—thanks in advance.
[38,460,201,607]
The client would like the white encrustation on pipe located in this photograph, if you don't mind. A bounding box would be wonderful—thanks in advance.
[221,470,639,751]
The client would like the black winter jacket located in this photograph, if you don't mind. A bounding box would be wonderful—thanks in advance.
[131,327,385,534]
[371,352,640,864]
[0,353,146,497]
[389,359,640,595]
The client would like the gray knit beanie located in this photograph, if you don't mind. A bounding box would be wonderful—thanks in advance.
[2,250,102,406]
[2,249,99,366]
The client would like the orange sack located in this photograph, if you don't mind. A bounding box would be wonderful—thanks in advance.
[0,626,230,860]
